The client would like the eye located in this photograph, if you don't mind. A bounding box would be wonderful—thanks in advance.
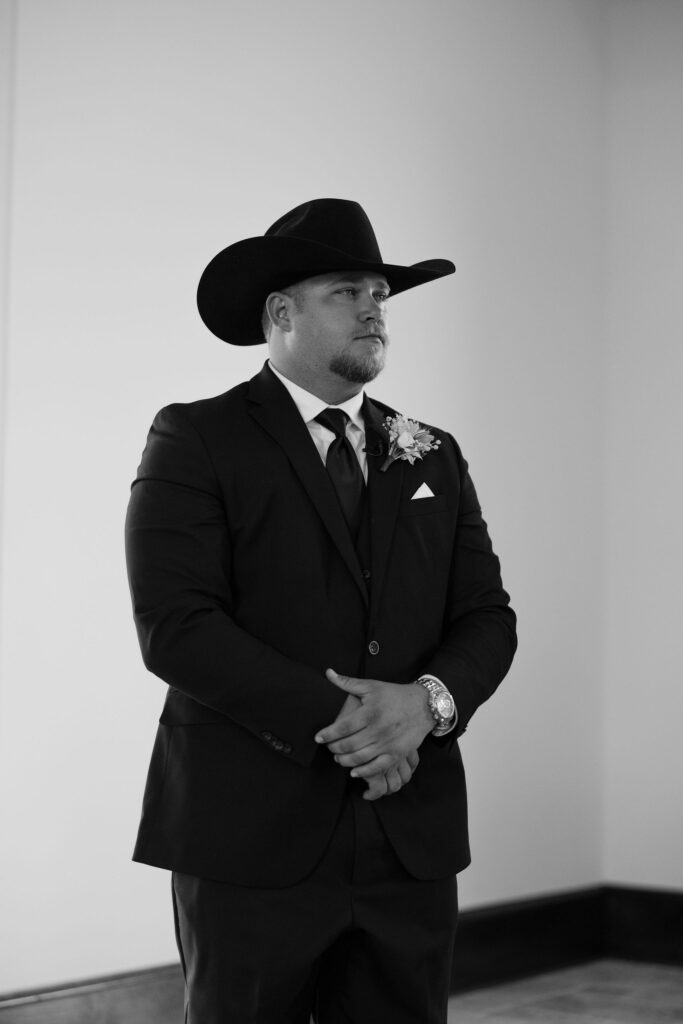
[339,287,357,296]
[375,292,389,303]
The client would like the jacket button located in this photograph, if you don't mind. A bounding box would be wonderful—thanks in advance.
[272,739,284,751]
[368,640,380,656]
[283,743,292,755]
[361,569,371,581]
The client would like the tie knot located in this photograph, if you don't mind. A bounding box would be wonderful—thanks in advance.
[315,408,349,439]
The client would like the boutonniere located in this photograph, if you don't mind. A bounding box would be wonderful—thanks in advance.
[380,414,441,472]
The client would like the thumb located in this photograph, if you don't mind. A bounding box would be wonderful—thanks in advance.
[325,668,367,695]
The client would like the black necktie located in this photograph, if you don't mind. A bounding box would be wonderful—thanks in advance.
[315,408,365,538]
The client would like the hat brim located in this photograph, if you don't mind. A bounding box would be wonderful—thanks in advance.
[197,235,455,345]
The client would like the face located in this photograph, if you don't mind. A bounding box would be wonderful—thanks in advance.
[267,271,390,400]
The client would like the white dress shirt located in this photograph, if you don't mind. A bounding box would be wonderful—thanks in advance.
[268,361,368,480]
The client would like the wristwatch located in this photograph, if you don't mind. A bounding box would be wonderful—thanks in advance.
[416,675,457,737]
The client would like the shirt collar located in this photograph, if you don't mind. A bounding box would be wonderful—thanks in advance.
[268,361,365,431]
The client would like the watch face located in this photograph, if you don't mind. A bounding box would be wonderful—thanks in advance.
[434,693,454,719]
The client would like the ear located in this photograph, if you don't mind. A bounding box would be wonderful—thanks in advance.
[264,291,294,333]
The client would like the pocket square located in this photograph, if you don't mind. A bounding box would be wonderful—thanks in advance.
[411,482,435,499]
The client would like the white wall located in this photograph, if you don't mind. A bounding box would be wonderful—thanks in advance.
[0,0,13,518]
[602,0,683,889]
[0,0,676,995]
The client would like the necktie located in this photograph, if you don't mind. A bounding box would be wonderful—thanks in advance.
[315,408,365,538]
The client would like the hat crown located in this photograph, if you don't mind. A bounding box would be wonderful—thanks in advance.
[265,199,383,264]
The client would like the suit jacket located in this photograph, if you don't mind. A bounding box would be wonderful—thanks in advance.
[125,362,516,887]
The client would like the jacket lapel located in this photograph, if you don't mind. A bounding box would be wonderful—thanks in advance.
[247,363,368,607]
[363,395,405,619]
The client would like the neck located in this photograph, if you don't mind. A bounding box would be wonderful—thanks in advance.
[269,359,363,405]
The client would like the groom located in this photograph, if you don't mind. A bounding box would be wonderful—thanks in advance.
[125,198,517,1023]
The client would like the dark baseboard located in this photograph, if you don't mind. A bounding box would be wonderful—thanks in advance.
[603,885,683,965]
[450,885,603,991]
[1,885,681,1021]
[450,883,683,992]
[0,965,184,1024]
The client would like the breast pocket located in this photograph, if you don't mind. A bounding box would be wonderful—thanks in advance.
[401,494,449,517]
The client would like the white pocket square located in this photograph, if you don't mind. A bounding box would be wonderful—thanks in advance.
[411,482,435,499]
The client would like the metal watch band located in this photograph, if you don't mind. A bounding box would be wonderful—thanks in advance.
[416,674,456,736]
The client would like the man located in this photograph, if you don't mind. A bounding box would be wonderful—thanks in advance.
[125,198,516,1023]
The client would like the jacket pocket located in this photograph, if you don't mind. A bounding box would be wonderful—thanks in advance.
[400,494,449,517]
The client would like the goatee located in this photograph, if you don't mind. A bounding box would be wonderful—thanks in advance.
[329,350,386,385]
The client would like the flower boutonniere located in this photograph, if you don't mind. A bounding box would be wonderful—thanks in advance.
[380,414,441,472]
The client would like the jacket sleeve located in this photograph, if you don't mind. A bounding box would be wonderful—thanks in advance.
[423,436,517,737]
[124,404,345,767]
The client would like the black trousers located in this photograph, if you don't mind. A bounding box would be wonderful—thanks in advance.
[172,784,458,1023]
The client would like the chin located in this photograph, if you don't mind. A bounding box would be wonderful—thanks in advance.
[329,352,385,385]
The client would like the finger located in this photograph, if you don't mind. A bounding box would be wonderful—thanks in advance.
[397,759,413,786]
[325,668,367,695]
[407,750,420,771]
[314,672,371,745]
[385,768,403,794]
[315,710,369,746]
[349,753,395,779]
[363,775,389,801]
[326,726,376,756]
[333,743,381,768]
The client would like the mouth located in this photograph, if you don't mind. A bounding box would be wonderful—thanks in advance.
[355,333,384,343]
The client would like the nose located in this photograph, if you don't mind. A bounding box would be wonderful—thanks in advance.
[359,292,385,322]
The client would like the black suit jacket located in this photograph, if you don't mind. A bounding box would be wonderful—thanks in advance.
[125,363,516,886]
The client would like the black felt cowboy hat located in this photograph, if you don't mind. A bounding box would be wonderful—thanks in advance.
[196,198,455,345]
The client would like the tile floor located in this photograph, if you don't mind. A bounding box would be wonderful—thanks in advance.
[446,959,683,1023]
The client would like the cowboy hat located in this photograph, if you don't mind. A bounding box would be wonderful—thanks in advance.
[196,198,455,345]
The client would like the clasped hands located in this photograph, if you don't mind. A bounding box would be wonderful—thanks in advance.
[314,669,434,801]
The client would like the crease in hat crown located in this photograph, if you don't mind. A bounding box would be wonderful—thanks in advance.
[265,200,383,263]
[197,198,455,346]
